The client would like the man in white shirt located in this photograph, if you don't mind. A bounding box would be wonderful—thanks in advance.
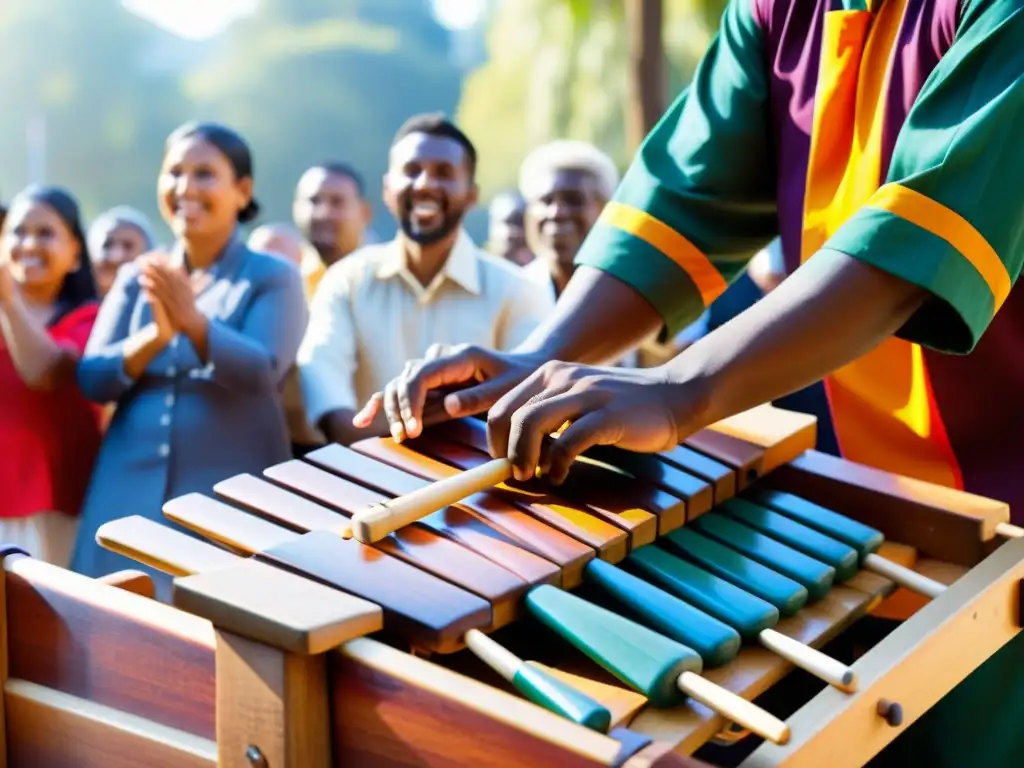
[298,113,554,445]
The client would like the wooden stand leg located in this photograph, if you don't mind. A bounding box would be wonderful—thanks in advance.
[0,546,29,768]
[215,630,331,768]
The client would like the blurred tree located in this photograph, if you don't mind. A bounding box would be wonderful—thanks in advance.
[458,0,724,201]
[0,0,187,238]
[0,0,469,242]
[189,0,464,238]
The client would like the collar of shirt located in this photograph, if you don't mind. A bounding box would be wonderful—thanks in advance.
[170,230,246,284]
[521,257,557,300]
[375,229,481,304]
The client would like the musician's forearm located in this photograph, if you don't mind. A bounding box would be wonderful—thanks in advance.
[667,249,928,430]
[513,267,663,365]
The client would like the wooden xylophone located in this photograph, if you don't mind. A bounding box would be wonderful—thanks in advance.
[5,404,1024,767]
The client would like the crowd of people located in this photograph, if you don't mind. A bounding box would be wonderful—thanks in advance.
[0,106,820,599]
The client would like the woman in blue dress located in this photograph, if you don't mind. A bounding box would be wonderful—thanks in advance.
[71,121,309,598]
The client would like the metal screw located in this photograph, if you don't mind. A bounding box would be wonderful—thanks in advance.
[246,745,268,767]
[876,699,904,727]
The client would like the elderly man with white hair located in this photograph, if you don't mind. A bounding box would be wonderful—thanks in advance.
[518,139,620,298]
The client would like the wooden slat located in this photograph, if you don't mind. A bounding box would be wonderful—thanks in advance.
[331,637,632,767]
[628,570,894,754]
[262,461,530,627]
[655,445,736,504]
[214,474,353,537]
[410,439,629,561]
[299,447,562,587]
[684,430,764,490]
[433,419,693,532]
[96,515,242,578]
[741,536,1024,767]
[684,404,817,491]
[3,554,216,740]
[585,445,720,517]
[97,570,155,599]
[164,496,493,654]
[5,680,216,768]
[763,450,1010,565]
[410,435,658,549]
[173,558,383,655]
[351,438,594,588]
[707,404,817,472]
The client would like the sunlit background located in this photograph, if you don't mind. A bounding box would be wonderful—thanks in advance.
[0,0,720,243]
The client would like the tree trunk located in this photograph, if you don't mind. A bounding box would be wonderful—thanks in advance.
[624,0,666,153]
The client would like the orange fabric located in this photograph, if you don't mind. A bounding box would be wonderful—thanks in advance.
[601,201,728,306]
[868,183,1011,312]
[800,1,963,488]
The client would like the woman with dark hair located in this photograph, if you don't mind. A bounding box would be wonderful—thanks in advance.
[72,122,308,597]
[0,185,102,565]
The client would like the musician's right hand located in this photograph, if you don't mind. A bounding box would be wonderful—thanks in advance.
[352,343,544,442]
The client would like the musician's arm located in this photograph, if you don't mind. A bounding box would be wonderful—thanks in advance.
[495,2,1024,478]
[518,0,779,366]
[669,250,926,429]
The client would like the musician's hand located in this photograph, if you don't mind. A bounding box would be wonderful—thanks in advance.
[352,344,545,442]
[488,362,708,484]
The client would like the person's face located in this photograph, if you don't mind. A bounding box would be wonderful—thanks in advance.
[1,200,81,302]
[489,196,532,266]
[525,168,605,272]
[293,168,369,265]
[157,135,252,240]
[92,222,149,296]
[384,132,478,246]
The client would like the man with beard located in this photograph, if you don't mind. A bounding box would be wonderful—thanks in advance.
[292,161,372,297]
[487,191,533,266]
[297,113,553,445]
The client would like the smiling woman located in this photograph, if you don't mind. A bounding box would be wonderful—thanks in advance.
[0,186,102,568]
[70,121,309,600]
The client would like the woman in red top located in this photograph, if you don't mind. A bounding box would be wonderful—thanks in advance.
[0,186,101,566]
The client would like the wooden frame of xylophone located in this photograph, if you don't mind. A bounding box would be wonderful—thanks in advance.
[3,404,1023,767]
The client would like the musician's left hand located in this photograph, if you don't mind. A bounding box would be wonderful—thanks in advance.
[487,361,709,484]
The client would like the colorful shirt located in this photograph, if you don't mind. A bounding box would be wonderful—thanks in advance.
[0,303,102,519]
[575,0,1024,763]
[576,0,1024,518]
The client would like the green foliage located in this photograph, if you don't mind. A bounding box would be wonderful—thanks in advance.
[0,0,187,238]
[457,0,726,203]
[0,0,466,243]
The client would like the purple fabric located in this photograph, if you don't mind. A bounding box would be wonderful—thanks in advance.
[753,0,1023,514]
[759,0,959,272]
[924,298,1024,522]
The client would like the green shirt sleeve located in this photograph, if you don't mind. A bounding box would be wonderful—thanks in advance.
[826,0,1024,354]
[573,0,777,338]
